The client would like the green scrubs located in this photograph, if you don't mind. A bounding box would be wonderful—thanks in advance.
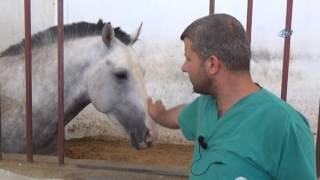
[179,88,316,180]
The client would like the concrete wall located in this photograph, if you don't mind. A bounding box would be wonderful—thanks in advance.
[0,0,56,52]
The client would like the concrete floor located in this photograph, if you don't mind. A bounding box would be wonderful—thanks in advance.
[0,154,189,180]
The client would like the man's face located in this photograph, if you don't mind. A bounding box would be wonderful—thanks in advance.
[181,38,211,94]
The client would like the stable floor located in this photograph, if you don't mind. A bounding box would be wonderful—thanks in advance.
[0,154,189,180]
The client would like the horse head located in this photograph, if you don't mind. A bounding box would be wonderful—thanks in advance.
[86,22,157,149]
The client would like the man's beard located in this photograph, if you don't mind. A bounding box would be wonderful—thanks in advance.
[192,76,215,96]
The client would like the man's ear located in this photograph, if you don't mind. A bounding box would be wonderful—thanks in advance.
[205,55,221,75]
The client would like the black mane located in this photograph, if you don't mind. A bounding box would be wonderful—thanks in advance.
[0,20,132,57]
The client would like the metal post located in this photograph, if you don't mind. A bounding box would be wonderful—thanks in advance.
[280,0,293,101]
[246,0,253,45]
[57,0,65,165]
[317,99,320,177]
[24,0,33,163]
[0,86,2,160]
[209,0,215,14]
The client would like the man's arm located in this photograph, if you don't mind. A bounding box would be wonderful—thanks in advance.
[147,97,184,129]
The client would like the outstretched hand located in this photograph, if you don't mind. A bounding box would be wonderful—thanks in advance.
[147,97,165,124]
[147,97,183,129]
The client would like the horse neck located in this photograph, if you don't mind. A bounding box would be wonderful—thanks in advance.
[63,39,98,124]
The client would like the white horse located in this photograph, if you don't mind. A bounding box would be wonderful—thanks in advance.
[0,20,157,154]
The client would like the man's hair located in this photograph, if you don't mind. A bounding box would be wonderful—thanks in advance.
[180,14,251,71]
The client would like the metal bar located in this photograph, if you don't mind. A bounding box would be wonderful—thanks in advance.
[246,0,253,45]
[317,99,320,177]
[280,0,293,101]
[209,0,215,14]
[24,0,33,163]
[57,0,65,165]
[0,86,2,160]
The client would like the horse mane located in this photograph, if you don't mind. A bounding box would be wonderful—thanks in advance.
[0,19,132,57]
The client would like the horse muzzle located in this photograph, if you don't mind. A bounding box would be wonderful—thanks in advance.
[129,129,153,150]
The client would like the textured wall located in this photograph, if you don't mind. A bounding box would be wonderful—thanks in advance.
[2,1,319,146]
[0,0,56,52]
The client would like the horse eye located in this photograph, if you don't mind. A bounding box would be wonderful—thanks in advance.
[114,70,128,80]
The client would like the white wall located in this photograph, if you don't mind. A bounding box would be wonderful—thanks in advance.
[64,0,209,43]
[63,0,320,55]
[0,0,56,52]
[1,1,319,144]
[63,0,320,140]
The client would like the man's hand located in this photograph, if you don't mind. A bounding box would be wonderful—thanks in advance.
[147,97,184,129]
[147,97,166,123]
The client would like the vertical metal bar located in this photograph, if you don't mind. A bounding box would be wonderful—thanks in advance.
[0,86,2,160]
[280,0,293,101]
[246,0,253,45]
[209,0,215,15]
[57,0,65,165]
[24,0,33,163]
[317,99,320,177]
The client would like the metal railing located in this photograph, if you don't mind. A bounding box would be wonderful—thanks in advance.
[22,0,65,164]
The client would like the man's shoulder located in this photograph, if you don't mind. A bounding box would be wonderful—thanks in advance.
[259,89,309,127]
[261,89,301,114]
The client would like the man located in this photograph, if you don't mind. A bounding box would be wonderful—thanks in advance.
[147,14,316,179]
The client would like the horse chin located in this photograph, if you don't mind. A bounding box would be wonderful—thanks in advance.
[129,133,141,150]
[129,131,152,150]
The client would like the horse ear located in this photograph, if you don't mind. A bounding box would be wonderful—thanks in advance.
[97,19,104,29]
[130,22,143,45]
[102,22,114,48]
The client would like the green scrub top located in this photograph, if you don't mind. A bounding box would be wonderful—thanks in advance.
[179,89,316,180]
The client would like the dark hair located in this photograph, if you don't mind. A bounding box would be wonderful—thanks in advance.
[180,14,251,71]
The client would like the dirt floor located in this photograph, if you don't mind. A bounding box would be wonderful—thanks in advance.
[65,136,194,169]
